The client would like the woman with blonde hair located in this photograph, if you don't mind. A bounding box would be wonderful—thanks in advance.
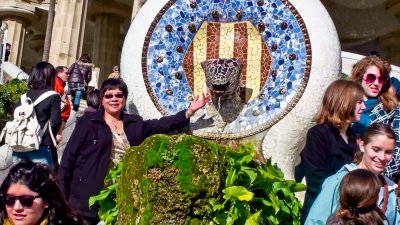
[348,55,400,181]
[296,79,365,224]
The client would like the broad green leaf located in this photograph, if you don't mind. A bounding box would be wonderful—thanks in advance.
[252,197,273,207]
[223,186,254,201]
[239,166,258,184]
[106,182,119,191]
[209,198,225,211]
[89,190,112,207]
[267,214,280,225]
[213,212,228,225]
[225,167,237,187]
[268,193,280,214]
[289,182,307,192]
[235,154,253,166]
[280,202,291,214]
[245,210,262,225]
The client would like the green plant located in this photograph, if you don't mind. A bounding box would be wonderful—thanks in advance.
[208,144,306,225]
[90,137,306,225]
[89,162,122,224]
[0,79,29,128]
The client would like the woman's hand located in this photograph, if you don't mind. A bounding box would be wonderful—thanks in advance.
[186,93,211,118]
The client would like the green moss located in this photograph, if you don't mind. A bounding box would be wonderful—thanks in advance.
[143,135,172,170]
[117,134,226,224]
[173,136,196,195]
[139,178,152,225]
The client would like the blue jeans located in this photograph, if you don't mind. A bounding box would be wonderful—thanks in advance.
[12,144,53,165]
[70,90,83,107]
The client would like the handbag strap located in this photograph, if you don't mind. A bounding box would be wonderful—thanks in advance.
[33,91,58,106]
[34,91,59,148]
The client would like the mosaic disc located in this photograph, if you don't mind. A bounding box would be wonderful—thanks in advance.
[142,0,311,139]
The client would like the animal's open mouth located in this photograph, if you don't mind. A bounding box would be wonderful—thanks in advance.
[212,82,230,95]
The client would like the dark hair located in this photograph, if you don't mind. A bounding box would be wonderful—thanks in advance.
[28,62,55,89]
[362,123,396,145]
[313,79,364,129]
[87,89,100,109]
[0,160,80,225]
[354,123,396,164]
[55,66,67,75]
[79,54,90,63]
[335,169,386,225]
[100,78,128,100]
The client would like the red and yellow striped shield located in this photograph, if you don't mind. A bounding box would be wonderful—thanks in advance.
[183,21,271,102]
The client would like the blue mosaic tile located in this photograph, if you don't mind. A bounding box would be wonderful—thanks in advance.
[142,0,311,138]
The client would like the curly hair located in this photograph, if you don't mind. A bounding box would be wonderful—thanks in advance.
[0,160,80,225]
[348,56,398,112]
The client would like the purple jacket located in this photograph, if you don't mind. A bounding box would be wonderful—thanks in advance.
[58,108,189,218]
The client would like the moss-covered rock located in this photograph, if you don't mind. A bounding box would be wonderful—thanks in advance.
[117,134,226,224]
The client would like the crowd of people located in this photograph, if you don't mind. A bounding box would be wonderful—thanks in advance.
[297,55,400,225]
[0,54,399,225]
[0,53,209,225]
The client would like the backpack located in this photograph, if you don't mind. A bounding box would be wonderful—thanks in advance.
[0,91,58,152]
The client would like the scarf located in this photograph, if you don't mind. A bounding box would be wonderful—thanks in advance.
[352,98,378,137]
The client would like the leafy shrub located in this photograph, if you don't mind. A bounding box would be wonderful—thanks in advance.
[209,144,305,225]
[0,79,29,129]
[90,135,305,224]
[89,162,122,224]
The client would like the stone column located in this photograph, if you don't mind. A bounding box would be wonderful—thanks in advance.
[381,0,400,66]
[0,3,38,66]
[88,1,130,84]
[379,31,400,67]
[92,14,122,84]
[49,0,88,67]
[3,17,25,66]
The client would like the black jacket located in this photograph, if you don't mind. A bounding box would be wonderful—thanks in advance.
[58,108,189,218]
[68,61,92,84]
[296,123,358,224]
[15,89,61,148]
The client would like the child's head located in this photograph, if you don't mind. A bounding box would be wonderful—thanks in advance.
[86,89,100,109]
[336,169,385,225]
[313,79,364,129]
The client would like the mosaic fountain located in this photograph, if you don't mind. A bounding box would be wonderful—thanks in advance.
[121,0,341,179]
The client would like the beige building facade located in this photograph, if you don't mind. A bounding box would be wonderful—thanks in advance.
[0,0,399,85]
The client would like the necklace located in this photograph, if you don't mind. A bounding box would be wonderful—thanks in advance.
[104,113,122,134]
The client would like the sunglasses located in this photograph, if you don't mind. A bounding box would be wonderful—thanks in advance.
[4,194,41,208]
[104,93,124,99]
[363,73,388,85]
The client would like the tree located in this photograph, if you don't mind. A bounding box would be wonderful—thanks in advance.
[42,0,55,62]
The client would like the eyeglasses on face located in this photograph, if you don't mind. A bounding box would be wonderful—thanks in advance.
[104,93,124,99]
[4,194,41,208]
[363,73,388,85]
